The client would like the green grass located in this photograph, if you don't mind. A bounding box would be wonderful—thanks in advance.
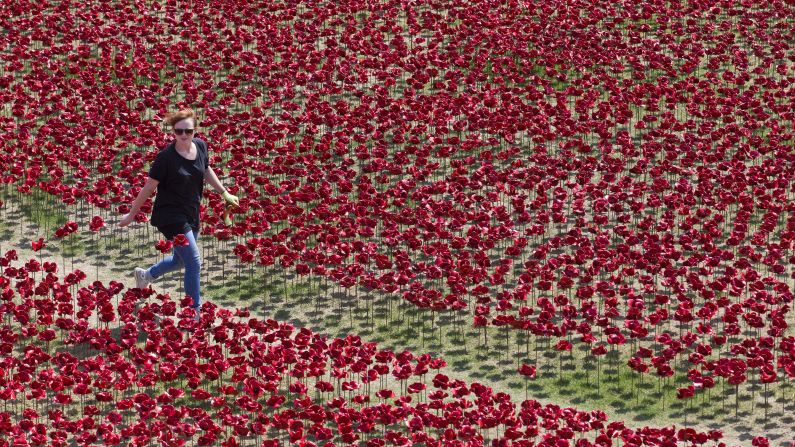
[4,187,67,234]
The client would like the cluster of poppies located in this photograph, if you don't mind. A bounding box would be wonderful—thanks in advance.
[2,0,795,416]
[0,249,740,446]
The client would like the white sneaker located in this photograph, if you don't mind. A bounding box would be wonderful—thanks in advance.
[134,267,152,289]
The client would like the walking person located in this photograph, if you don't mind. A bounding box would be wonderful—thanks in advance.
[118,108,239,319]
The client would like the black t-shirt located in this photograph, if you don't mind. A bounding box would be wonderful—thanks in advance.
[148,138,209,230]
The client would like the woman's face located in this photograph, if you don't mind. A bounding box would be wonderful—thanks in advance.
[173,118,195,143]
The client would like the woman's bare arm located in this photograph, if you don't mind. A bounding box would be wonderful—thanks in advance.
[118,177,159,227]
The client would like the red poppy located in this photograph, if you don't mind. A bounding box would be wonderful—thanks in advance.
[518,364,536,378]
[155,239,173,253]
[89,216,106,232]
[31,237,45,251]
[173,234,189,246]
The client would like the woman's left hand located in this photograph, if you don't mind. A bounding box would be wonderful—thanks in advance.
[118,213,135,227]
[222,191,240,207]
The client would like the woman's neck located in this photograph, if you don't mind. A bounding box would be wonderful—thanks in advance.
[175,139,192,152]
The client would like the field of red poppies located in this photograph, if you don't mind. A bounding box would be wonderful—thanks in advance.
[1,0,794,445]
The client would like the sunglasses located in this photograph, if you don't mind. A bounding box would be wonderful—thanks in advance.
[173,128,195,135]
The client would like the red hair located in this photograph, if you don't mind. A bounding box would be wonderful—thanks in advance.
[163,108,198,127]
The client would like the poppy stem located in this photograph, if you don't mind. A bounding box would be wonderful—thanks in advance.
[504,326,509,361]
[596,356,601,397]
[558,351,562,382]
[735,383,739,418]
[764,381,768,420]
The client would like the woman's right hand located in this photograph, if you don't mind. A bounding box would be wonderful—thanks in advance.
[118,178,158,229]
[118,213,135,228]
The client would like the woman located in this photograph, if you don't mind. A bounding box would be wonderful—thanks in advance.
[118,108,238,318]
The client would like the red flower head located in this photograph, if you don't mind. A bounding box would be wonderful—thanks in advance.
[173,234,189,246]
[31,237,45,251]
[376,389,395,399]
[89,216,105,232]
[752,437,769,447]
[155,239,173,253]
[518,363,537,378]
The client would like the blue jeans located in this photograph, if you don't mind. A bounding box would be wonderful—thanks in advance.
[148,229,201,314]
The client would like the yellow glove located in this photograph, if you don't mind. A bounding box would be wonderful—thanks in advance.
[223,207,234,226]
[221,190,239,225]
[222,190,239,207]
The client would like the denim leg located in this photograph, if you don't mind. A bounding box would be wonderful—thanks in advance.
[171,230,202,312]
[149,252,184,279]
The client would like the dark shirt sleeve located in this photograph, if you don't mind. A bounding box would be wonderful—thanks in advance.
[148,150,169,182]
[202,140,210,171]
